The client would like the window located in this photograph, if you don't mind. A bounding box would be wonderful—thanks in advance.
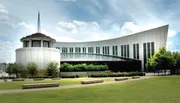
[62,47,68,53]
[147,42,150,58]
[103,47,105,54]
[127,45,129,57]
[112,46,118,56]
[133,44,136,59]
[137,44,139,59]
[96,47,100,54]
[75,47,81,53]
[121,45,124,56]
[25,41,29,47]
[103,46,109,55]
[32,40,41,47]
[143,43,147,69]
[43,41,49,47]
[83,47,86,53]
[151,42,154,56]
[88,47,94,53]
[124,45,126,57]
[69,47,73,53]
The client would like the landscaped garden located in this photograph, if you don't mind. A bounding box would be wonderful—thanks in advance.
[0,76,180,103]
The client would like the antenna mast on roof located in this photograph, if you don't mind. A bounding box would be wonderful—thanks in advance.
[37,12,41,33]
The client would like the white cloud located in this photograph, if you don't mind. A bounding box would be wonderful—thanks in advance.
[0,40,21,63]
[168,29,177,37]
[119,22,141,36]
[0,4,9,21]
[56,20,100,33]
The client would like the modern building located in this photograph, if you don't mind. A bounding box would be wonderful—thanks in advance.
[55,25,168,72]
[15,12,168,71]
[16,12,60,69]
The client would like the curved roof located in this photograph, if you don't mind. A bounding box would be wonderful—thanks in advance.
[20,32,56,42]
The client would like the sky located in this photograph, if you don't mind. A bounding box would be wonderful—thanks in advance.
[0,0,180,63]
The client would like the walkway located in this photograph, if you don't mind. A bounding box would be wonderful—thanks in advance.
[0,76,153,94]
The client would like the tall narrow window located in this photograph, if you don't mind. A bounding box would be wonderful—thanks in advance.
[143,43,147,69]
[127,45,129,57]
[151,42,154,56]
[83,47,86,53]
[96,47,100,54]
[112,46,115,55]
[147,42,150,58]
[121,45,123,56]
[137,44,139,59]
[124,45,126,57]
[133,44,136,59]
[103,47,105,54]
[115,46,118,56]
[107,46,109,55]
[69,47,73,53]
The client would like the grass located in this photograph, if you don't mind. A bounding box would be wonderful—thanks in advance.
[0,77,114,90]
[0,76,180,103]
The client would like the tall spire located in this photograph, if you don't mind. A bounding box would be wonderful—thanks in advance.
[37,12,41,33]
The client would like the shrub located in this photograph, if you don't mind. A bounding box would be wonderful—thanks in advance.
[88,72,145,77]
[60,63,108,71]
[28,76,52,78]
[27,62,38,76]
[37,70,48,76]
[46,61,59,77]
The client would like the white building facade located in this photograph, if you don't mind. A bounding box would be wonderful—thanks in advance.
[16,33,60,69]
[54,25,168,71]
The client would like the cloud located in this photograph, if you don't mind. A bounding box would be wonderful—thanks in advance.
[168,29,177,37]
[0,4,9,21]
[0,40,21,63]
[56,20,100,33]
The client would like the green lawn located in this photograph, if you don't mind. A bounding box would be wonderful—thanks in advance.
[0,76,180,103]
[0,78,114,90]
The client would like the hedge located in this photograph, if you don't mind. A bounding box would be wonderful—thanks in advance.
[88,72,145,77]
[60,63,108,71]
[0,77,15,79]
[28,76,52,79]
[60,72,145,78]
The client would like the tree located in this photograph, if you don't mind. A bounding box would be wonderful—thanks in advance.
[46,61,59,77]
[147,47,176,75]
[27,62,38,76]
[172,52,180,74]
[6,63,14,76]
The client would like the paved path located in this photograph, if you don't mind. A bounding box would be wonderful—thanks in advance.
[0,76,153,94]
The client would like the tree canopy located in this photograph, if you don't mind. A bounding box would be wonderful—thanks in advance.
[147,47,176,73]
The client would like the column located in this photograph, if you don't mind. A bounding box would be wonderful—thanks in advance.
[41,40,43,47]
[29,40,32,47]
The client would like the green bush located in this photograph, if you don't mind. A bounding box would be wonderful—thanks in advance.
[28,76,52,78]
[60,63,108,71]
[88,72,145,77]
[0,77,15,79]
[46,61,59,77]
[27,62,38,76]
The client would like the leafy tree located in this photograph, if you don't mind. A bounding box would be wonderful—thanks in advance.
[6,63,14,76]
[27,62,38,76]
[172,52,180,74]
[147,47,176,75]
[46,61,59,77]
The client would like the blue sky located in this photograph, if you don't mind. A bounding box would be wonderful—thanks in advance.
[0,0,180,63]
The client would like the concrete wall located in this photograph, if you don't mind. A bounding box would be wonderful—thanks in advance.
[54,25,169,71]
[16,47,60,69]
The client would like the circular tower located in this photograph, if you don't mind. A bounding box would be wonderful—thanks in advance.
[16,12,60,69]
